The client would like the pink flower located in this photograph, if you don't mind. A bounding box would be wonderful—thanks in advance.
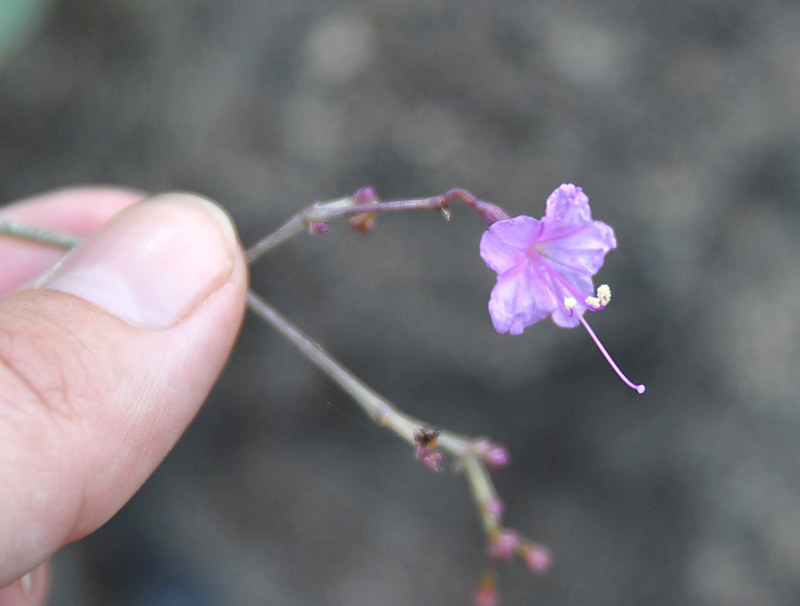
[521,542,553,573]
[480,184,645,393]
[480,184,615,333]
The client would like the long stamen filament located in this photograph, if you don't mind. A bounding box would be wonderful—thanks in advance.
[578,314,646,394]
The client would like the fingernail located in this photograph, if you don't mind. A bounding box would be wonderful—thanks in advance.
[39,192,238,327]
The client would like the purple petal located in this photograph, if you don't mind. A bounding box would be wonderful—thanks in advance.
[479,215,541,275]
[544,183,592,227]
[488,262,558,334]
[536,185,617,308]
[538,220,617,279]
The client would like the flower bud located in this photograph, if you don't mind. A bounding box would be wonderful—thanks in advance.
[521,542,553,573]
[473,571,498,606]
[489,529,519,560]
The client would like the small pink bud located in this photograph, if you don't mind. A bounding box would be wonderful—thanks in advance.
[423,451,442,472]
[473,440,509,467]
[473,585,498,606]
[486,445,509,467]
[486,498,504,516]
[522,543,553,573]
[353,187,378,204]
[473,571,498,606]
[415,446,442,472]
[489,529,519,560]
[309,221,329,234]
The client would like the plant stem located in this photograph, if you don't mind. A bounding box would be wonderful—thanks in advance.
[245,188,508,263]
[2,195,514,544]
[0,221,82,248]
[246,290,505,538]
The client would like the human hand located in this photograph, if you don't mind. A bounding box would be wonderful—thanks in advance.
[0,187,248,604]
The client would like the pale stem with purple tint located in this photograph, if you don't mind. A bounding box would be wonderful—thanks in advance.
[245,187,509,263]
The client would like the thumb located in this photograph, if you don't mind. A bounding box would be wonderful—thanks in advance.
[0,192,248,587]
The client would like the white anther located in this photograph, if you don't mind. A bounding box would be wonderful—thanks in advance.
[597,284,611,306]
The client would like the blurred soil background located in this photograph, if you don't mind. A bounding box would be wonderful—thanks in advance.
[2,1,800,604]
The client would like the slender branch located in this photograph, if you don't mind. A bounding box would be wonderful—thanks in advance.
[0,221,82,249]
[2,194,532,559]
[244,210,317,264]
[246,290,507,538]
[246,290,420,439]
[245,188,509,263]
[463,455,503,536]
[246,196,444,263]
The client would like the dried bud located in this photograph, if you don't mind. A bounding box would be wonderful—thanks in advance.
[347,212,377,234]
[414,427,442,471]
[347,187,380,234]
[415,427,440,449]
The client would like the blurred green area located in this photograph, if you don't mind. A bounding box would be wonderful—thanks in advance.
[0,0,52,65]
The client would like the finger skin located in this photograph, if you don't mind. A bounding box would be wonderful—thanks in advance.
[0,188,248,590]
